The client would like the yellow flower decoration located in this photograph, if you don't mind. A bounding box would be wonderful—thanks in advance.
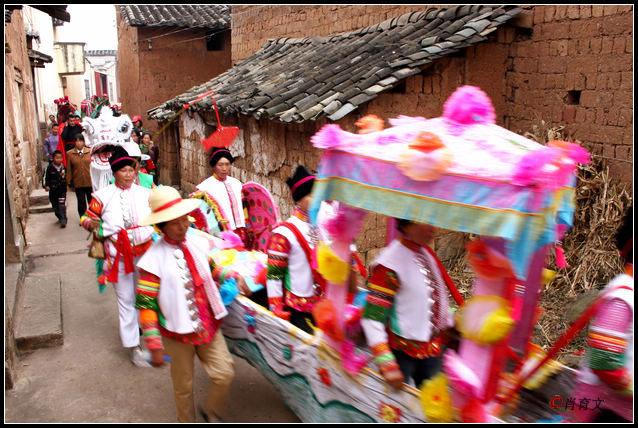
[455,296,514,345]
[542,268,556,286]
[420,373,454,422]
[317,242,349,284]
[379,403,401,422]
[215,249,238,267]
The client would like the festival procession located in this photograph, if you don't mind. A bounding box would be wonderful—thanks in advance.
[4,4,633,424]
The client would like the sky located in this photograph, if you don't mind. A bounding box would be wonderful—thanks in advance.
[55,4,118,50]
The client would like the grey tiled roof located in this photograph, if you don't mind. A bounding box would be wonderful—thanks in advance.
[148,5,523,123]
[118,5,230,31]
[86,50,117,56]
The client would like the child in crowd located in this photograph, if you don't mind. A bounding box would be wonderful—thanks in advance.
[44,150,68,228]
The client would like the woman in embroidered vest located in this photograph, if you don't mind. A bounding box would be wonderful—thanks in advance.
[135,185,250,423]
[266,166,325,334]
[196,149,250,247]
[361,219,459,389]
[80,146,155,367]
[108,143,155,189]
[570,206,633,423]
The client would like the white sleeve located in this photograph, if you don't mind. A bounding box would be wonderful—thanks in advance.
[361,318,389,348]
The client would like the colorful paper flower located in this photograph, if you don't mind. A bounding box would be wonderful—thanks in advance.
[409,131,444,152]
[379,403,402,423]
[217,249,238,267]
[466,239,514,279]
[316,242,349,284]
[420,373,453,422]
[460,398,487,423]
[442,85,496,126]
[220,278,240,306]
[244,309,257,334]
[455,295,514,345]
[312,299,344,341]
[317,368,332,386]
[397,144,452,181]
[355,114,385,134]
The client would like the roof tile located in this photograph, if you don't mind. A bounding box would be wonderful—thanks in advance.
[118,5,229,30]
[149,5,522,122]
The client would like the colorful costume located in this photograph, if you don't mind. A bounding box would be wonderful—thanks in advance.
[135,185,236,422]
[570,267,633,422]
[266,166,324,333]
[361,237,456,388]
[80,147,154,354]
[196,148,249,245]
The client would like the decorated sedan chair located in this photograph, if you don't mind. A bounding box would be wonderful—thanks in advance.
[213,86,591,422]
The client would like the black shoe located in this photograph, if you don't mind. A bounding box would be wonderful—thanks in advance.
[198,406,221,423]
[60,221,67,228]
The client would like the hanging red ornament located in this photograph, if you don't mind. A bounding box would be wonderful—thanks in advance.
[200,91,240,150]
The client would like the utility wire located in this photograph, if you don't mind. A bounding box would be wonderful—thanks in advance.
[141,5,269,42]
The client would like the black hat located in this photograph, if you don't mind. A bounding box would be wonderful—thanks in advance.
[109,145,137,173]
[286,165,315,202]
[209,148,234,167]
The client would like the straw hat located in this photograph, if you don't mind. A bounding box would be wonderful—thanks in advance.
[139,185,201,226]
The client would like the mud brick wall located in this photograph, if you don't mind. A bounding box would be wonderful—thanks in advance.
[5,8,41,234]
[504,5,633,182]
[116,7,232,134]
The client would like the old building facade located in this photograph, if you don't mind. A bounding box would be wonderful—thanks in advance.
[116,5,232,136]
[4,4,71,390]
[149,5,633,262]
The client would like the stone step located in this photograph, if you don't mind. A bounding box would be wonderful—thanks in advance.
[29,188,50,207]
[29,204,54,214]
[15,274,63,353]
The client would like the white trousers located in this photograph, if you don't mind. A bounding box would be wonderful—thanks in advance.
[112,259,141,348]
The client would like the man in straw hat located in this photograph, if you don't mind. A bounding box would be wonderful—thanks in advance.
[135,185,250,422]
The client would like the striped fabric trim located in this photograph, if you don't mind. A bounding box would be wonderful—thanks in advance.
[368,282,397,296]
[589,325,631,339]
[142,327,161,336]
[588,347,625,371]
[589,332,628,346]
[138,278,159,287]
[366,294,393,308]
[268,251,289,258]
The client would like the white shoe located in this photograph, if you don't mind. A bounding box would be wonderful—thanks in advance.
[130,347,152,368]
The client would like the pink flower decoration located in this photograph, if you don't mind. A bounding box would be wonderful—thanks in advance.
[311,124,345,150]
[512,147,560,187]
[443,85,496,126]
[218,231,245,250]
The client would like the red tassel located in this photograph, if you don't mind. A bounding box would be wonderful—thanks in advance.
[555,244,568,269]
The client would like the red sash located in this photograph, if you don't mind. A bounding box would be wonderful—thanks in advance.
[422,245,465,306]
[278,222,327,293]
[106,228,151,283]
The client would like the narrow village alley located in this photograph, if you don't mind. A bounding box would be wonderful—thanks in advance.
[5,190,299,423]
